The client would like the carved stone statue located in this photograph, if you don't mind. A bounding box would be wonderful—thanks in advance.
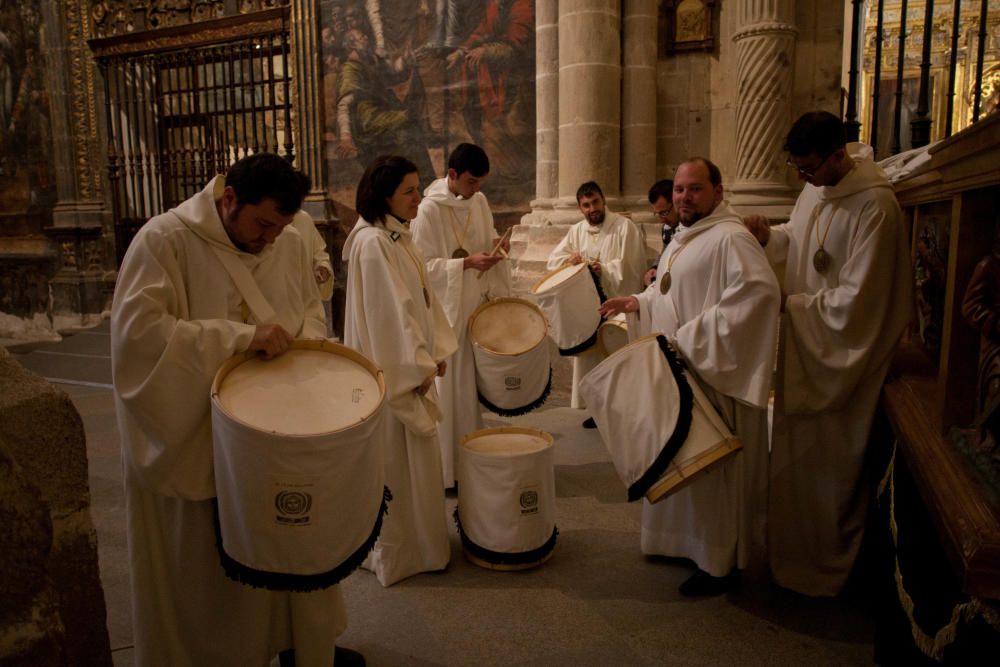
[962,226,1000,461]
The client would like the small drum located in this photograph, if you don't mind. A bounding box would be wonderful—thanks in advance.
[598,313,629,356]
[531,263,602,355]
[578,334,742,503]
[456,427,558,570]
[469,297,551,416]
[211,339,388,591]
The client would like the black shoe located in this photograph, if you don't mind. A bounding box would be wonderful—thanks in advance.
[335,646,367,667]
[678,569,738,597]
[582,417,597,429]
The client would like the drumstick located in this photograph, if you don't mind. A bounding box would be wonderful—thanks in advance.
[476,227,514,278]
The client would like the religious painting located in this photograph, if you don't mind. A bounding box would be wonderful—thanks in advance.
[0,2,55,218]
[318,0,536,219]
[874,77,924,158]
[912,201,950,360]
[659,0,716,55]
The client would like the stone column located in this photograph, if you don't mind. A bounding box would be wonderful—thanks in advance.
[533,0,559,211]
[557,0,621,208]
[729,0,798,217]
[621,0,658,213]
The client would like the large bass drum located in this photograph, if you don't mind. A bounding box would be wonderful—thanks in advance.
[211,339,388,591]
[530,263,603,355]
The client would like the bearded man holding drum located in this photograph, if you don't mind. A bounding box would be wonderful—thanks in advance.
[111,153,365,666]
[600,158,780,597]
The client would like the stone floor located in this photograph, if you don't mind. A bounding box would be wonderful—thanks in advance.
[7,321,876,666]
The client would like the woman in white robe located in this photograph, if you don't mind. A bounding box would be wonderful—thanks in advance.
[343,155,459,587]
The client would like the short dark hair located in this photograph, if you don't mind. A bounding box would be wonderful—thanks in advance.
[784,111,847,157]
[225,153,310,215]
[648,179,673,204]
[355,155,419,222]
[448,143,490,178]
[680,157,723,188]
[576,181,604,203]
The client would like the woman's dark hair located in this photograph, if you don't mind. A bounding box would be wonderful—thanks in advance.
[356,155,419,222]
[224,153,310,215]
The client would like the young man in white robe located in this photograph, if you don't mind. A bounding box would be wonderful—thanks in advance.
[111,154,364,666]
[344,155,459,587]
[601,158,781,596]
[744,111,912,597]
[547,181,648,424]
[411,143,511,487]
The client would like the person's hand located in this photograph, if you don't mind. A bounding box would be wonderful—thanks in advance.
[599,296,639,318]
[742,215,770,247]
[249,324,294,359]
[589,260,602,276]
[465,47,486,68]
[567,253,584,266]
[643,267,656,286]
[436,360,447,377]
[463,251,503,271]
[446,48,465,69]
[314,266,331,285]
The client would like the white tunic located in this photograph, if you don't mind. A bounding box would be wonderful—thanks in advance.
[411,177,510,486]
[548,213,648,408]
[546,213,648,299]
[343,215,459,587]
[291,210,334,301]
[765,144,912,596]
[110,177,343,667]
[633,203,780,577]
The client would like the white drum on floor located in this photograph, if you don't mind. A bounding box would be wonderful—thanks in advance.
[468,297,551,416]
[456,427,557,570]
[211,339,387,590]
[530,263,601,355]
[578,334,742,503]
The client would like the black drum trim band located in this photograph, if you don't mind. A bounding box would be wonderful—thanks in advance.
[453,507,558,566]
[626,335,694,502]
[214,486,393,592]
[477,368,552,417]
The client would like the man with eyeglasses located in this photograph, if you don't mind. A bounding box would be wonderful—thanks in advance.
[743,110,912,597]
[643,179,680,286]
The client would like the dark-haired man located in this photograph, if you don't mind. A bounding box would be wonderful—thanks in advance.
[111,153,362,665]
[644,178,679,286]
[601,158,779,596]
[743,111,911,597]
[412,142,510,487]
[547,181,647,421]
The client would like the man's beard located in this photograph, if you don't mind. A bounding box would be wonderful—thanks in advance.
[587,210,605,225]
[679,210,705,227]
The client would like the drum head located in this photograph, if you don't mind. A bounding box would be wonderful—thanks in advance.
[470,298,548,355]
[461,427,553,457]
[531,262,586,294]
[215,343,382,436]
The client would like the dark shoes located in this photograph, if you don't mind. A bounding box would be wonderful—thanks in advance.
[582,417,597,429]
[278,646,366,666]
[678,568,739,597]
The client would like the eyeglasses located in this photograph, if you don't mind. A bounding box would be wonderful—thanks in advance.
[786,152,832,179]
[654,206,673,219]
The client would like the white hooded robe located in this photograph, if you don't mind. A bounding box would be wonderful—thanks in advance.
[411,177,510,486]
[765,144,912,596]
[110,177,344,667]
[633,203,780,577]
[343,215,459,587]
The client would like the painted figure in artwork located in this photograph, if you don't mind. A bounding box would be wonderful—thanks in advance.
[961,225,1000,461]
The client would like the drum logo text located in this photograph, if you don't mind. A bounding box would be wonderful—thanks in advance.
[519,488,539,515]
[352,388,363,403]
[275,490,313,525]
[504,375,522,391]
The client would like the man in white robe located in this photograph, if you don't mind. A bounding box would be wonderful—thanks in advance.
[411,143,511,487]
[344,156,459,587]
[111,154,360,666]
[547,181,648,420]
[744,111,912,597]
[291,209,334,301]
[602,158,780,596]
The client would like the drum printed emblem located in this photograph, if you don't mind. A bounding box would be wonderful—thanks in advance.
[352,388,363,403]
[519,489,539,515]
[275,490,313,525]
[504,375,522,391]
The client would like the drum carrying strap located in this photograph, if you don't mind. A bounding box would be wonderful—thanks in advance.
[210,245,278,325]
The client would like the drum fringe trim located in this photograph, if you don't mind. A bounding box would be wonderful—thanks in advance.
[453,507,559,566]
[477,368,553,416]
[879,446,1000,661]
[627,335,694,502]
[212,486,393,592]
[557,267,610,357]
